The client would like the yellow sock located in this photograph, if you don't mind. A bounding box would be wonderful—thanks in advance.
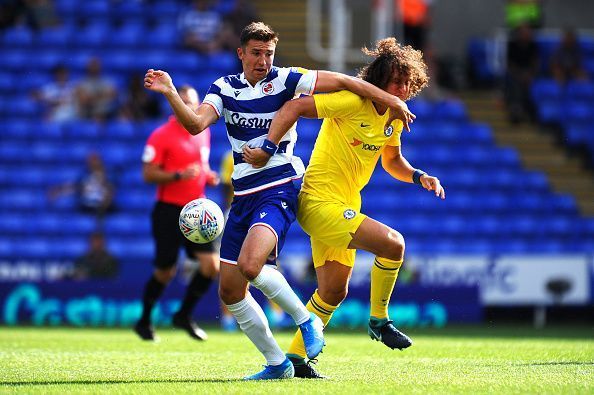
[370,257,402,319]
[287,289,338,359]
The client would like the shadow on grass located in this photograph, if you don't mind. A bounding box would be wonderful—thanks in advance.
[1,378,243,386]
[349,324,594,341]
[514,361,594,366]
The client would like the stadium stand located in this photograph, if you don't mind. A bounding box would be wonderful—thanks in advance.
[0,0,593,270]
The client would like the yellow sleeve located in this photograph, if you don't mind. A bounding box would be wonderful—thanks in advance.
[313,90,365,119]
[219,151,234,185]
[385,120,403,146]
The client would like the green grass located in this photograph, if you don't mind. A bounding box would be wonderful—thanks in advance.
[0,325,592,394]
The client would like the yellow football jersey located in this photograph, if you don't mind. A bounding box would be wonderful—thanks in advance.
[301,90,403,202]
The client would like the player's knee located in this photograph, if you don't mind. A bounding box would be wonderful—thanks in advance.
[319,285,348,306]
[384,230,405,261]
[154,267,176,283]
[219,282,243,305]
[236,259,261,281]
[199,258,220,278]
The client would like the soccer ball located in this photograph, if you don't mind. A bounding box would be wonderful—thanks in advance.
[179,198,225,244]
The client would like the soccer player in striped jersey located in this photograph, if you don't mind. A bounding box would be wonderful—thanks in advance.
[243,38,444,378]
[144,22,415,380]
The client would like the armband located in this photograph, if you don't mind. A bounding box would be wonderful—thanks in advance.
[260,139,278,156]
[412,169,426,185]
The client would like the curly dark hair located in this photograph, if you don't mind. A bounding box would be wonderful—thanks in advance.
[357,38,429,100]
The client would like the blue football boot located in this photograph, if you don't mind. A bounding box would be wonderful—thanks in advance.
[299,313,325,359]
[243,357,295,380]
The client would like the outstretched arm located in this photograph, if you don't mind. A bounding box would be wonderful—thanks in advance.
[381,145,445,199]
[144,69,218,135]
[242,96,317,168]
[315,71,415,131]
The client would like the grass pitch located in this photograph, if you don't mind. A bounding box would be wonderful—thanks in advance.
[0,325,592,394]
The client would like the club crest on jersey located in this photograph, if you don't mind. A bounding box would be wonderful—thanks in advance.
[262,82,274,95]
[384,125,394,137]
[343,209,356,220]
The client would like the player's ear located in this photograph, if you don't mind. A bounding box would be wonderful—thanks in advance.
[237,47,244,60]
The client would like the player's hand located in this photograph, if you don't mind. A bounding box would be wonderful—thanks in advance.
[420,174,445,199]
[242,145,272,169]
[180,164,201,180]
[206,170,220,186]
[144,69,174,94]
[385,98,415,132]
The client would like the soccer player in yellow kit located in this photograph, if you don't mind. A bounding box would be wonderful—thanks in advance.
[243,37,445,378]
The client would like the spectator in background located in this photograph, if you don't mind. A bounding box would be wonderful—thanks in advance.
[504,23,540,123]
[48,151,116,223]
[32,64,77,122]
[178,0,225,55]
[73,232,119,280]
[550,28,589,85]
[75,57,117,121]
[22,0,60,30]
[0,0,59,30]
[0,0,23,29]
[504,0,542,30]
[219,0,259,51]
[120,74,163,121]
[396,0,432,51]
[134,85,220,342]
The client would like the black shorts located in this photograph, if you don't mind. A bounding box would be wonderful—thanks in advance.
[151,201,216,269]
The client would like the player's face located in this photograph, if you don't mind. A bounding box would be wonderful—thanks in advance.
[237,39,276,85]
[386,72,411,101]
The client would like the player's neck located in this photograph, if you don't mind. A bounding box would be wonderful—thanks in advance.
[373,102,388,116]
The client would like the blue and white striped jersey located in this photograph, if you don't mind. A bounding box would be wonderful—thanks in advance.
[203,66,317,195]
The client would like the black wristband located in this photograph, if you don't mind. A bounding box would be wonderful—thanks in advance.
[260,139,278,156]
[412,169,426,185]
[173,171,181,181]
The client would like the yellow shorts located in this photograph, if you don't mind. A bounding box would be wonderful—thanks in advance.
[297,192,367,268]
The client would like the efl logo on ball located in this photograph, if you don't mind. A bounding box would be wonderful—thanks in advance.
[179,198,225,244]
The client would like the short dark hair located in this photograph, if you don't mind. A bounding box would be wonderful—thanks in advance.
[240,22,278,47]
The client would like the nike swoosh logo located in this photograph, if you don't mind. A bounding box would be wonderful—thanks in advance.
[260,212,267,218]
[360,122,370,127]
[234,91,240,97]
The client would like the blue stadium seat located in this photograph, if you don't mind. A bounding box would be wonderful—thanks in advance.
[63,121,103,139]
[565,100,593,122]
[0,72,16,93]
[12,239,52,259]
[531,78,562,102]
[433,99,468,122]
[38,26,73,47]
[7,96,40,117]
[73,22,111,48]
[104,214,150,236]
[535,98,562,124]
[3,119,37,138]
[143,24,179,48]
[51,236,88,259]
[1,26,34,47]
[68,215,98,234]
[109,23,147,48]
[564,80,594,101]
[105,121,136,139]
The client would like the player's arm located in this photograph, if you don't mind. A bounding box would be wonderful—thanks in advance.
[381,145,445,199]
[144,69,218,135]
[242,96,318,168]
[142,162,200,184]
[315,71,415,131]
